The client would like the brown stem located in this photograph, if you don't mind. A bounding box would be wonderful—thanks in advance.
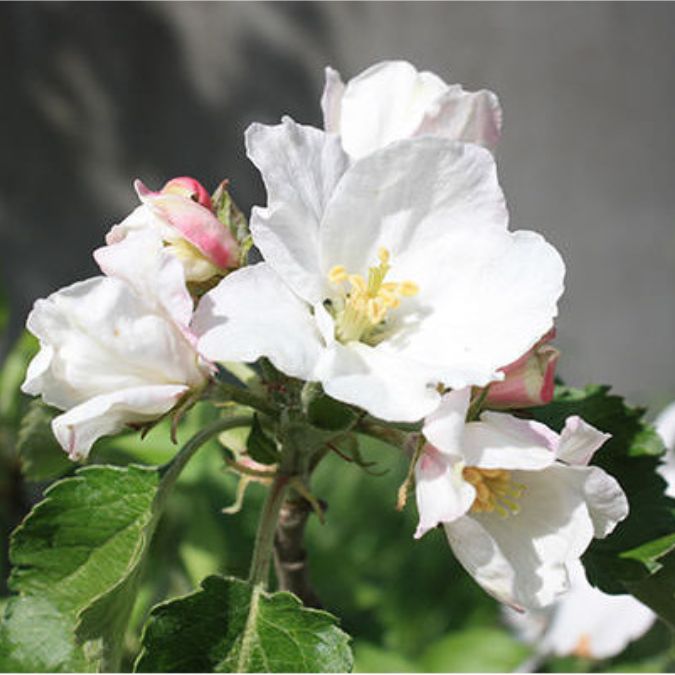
[273,496,323,608]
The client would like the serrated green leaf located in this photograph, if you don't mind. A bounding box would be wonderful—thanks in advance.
[0,596,91,673]
[4,465,160,671]
[16,399,73,482]
[530,385,675,620]
[626,549,675,629]
[246,416,279,465]
[136,575,353,673]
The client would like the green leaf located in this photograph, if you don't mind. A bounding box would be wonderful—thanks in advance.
[0,596,91,673]
[246,415,280,465]
[5,465,160,670]
[16,399,73,482]
[530,385,675,620]
[211,180,251,265]
[136,575,353,673]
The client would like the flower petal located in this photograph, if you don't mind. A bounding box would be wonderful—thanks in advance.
[320,66,345,133]
[22,275,204,410]
[422,388,472,456]
[539,559,655,659]
[555,416,611,466]
[320,137,507,282]
[414,444,476,538]
[317,341,442,422]
[446,465,598,609]
[94,230,194,332]
[245,117,349,303]
[193,263,324,381]
[462,412,557,470]
[555,464,628,538]
[52,385,188,460]
[337,60,447,159]
[397,227,565,392]
[415,85,502,152]
[136,181,239,270]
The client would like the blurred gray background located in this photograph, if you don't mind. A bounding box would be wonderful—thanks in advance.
[2,2,674,411]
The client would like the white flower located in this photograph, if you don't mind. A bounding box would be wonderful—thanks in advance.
[504,559,655,660]
[194,118,565,422]
[321,60,502,160]
[415,389,628,609]
[22,232,209,460]
[655,400,675,497]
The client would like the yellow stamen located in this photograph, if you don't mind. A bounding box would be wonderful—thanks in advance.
[326,247,419,344]
[328,265,348,284]
[462,467,525,517]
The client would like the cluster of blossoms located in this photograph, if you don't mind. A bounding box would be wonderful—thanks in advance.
[22,61,629,612]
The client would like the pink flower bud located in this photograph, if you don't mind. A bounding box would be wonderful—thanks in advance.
[485,328,559,408]
[134,179,239,273]
[161,176,213,210]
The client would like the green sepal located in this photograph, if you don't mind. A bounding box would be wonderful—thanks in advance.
[246,415,280,465]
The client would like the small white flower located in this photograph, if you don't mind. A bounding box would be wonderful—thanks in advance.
[415,390,628,609]
[194,118,565,422]
[504,559,655,659]
[22,232,209,460]
[321,60,502,160]
[655,400,675,497]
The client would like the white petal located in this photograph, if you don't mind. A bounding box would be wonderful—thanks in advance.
[320,66,345,133]
[656,400,675,452]
[556,416,612,466]
[415,85,502,152]
[461,412,557,470]
[320,137,507,281]
[23,276,204,409]
[338,60,447,159]
[398,227,565,391]
[655,402,675,497]
[556,464,628,538]
[245,118,349,303]
[541,559,655,659]
[422,389,472,456]
[446,466,597,609]
[94,229,194,332]
[414,444,476,538]
[317,341,441,422]
[193,263,324,381]
[52,385,188,460]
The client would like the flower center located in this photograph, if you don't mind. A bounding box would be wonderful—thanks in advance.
[326,247,419,344]
[462,467,526,516]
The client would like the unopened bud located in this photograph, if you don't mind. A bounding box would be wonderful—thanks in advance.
[485,329,559,408]
[161,176,213,210]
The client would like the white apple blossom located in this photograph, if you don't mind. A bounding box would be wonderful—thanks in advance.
[656,400,675,496]
[415,389,628,609]
[105,178,239,283]
[501,400,675,660]
[504,558,655,661]
[194,117,565,423]
[22,231,210,460]
[321,60,502,160]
